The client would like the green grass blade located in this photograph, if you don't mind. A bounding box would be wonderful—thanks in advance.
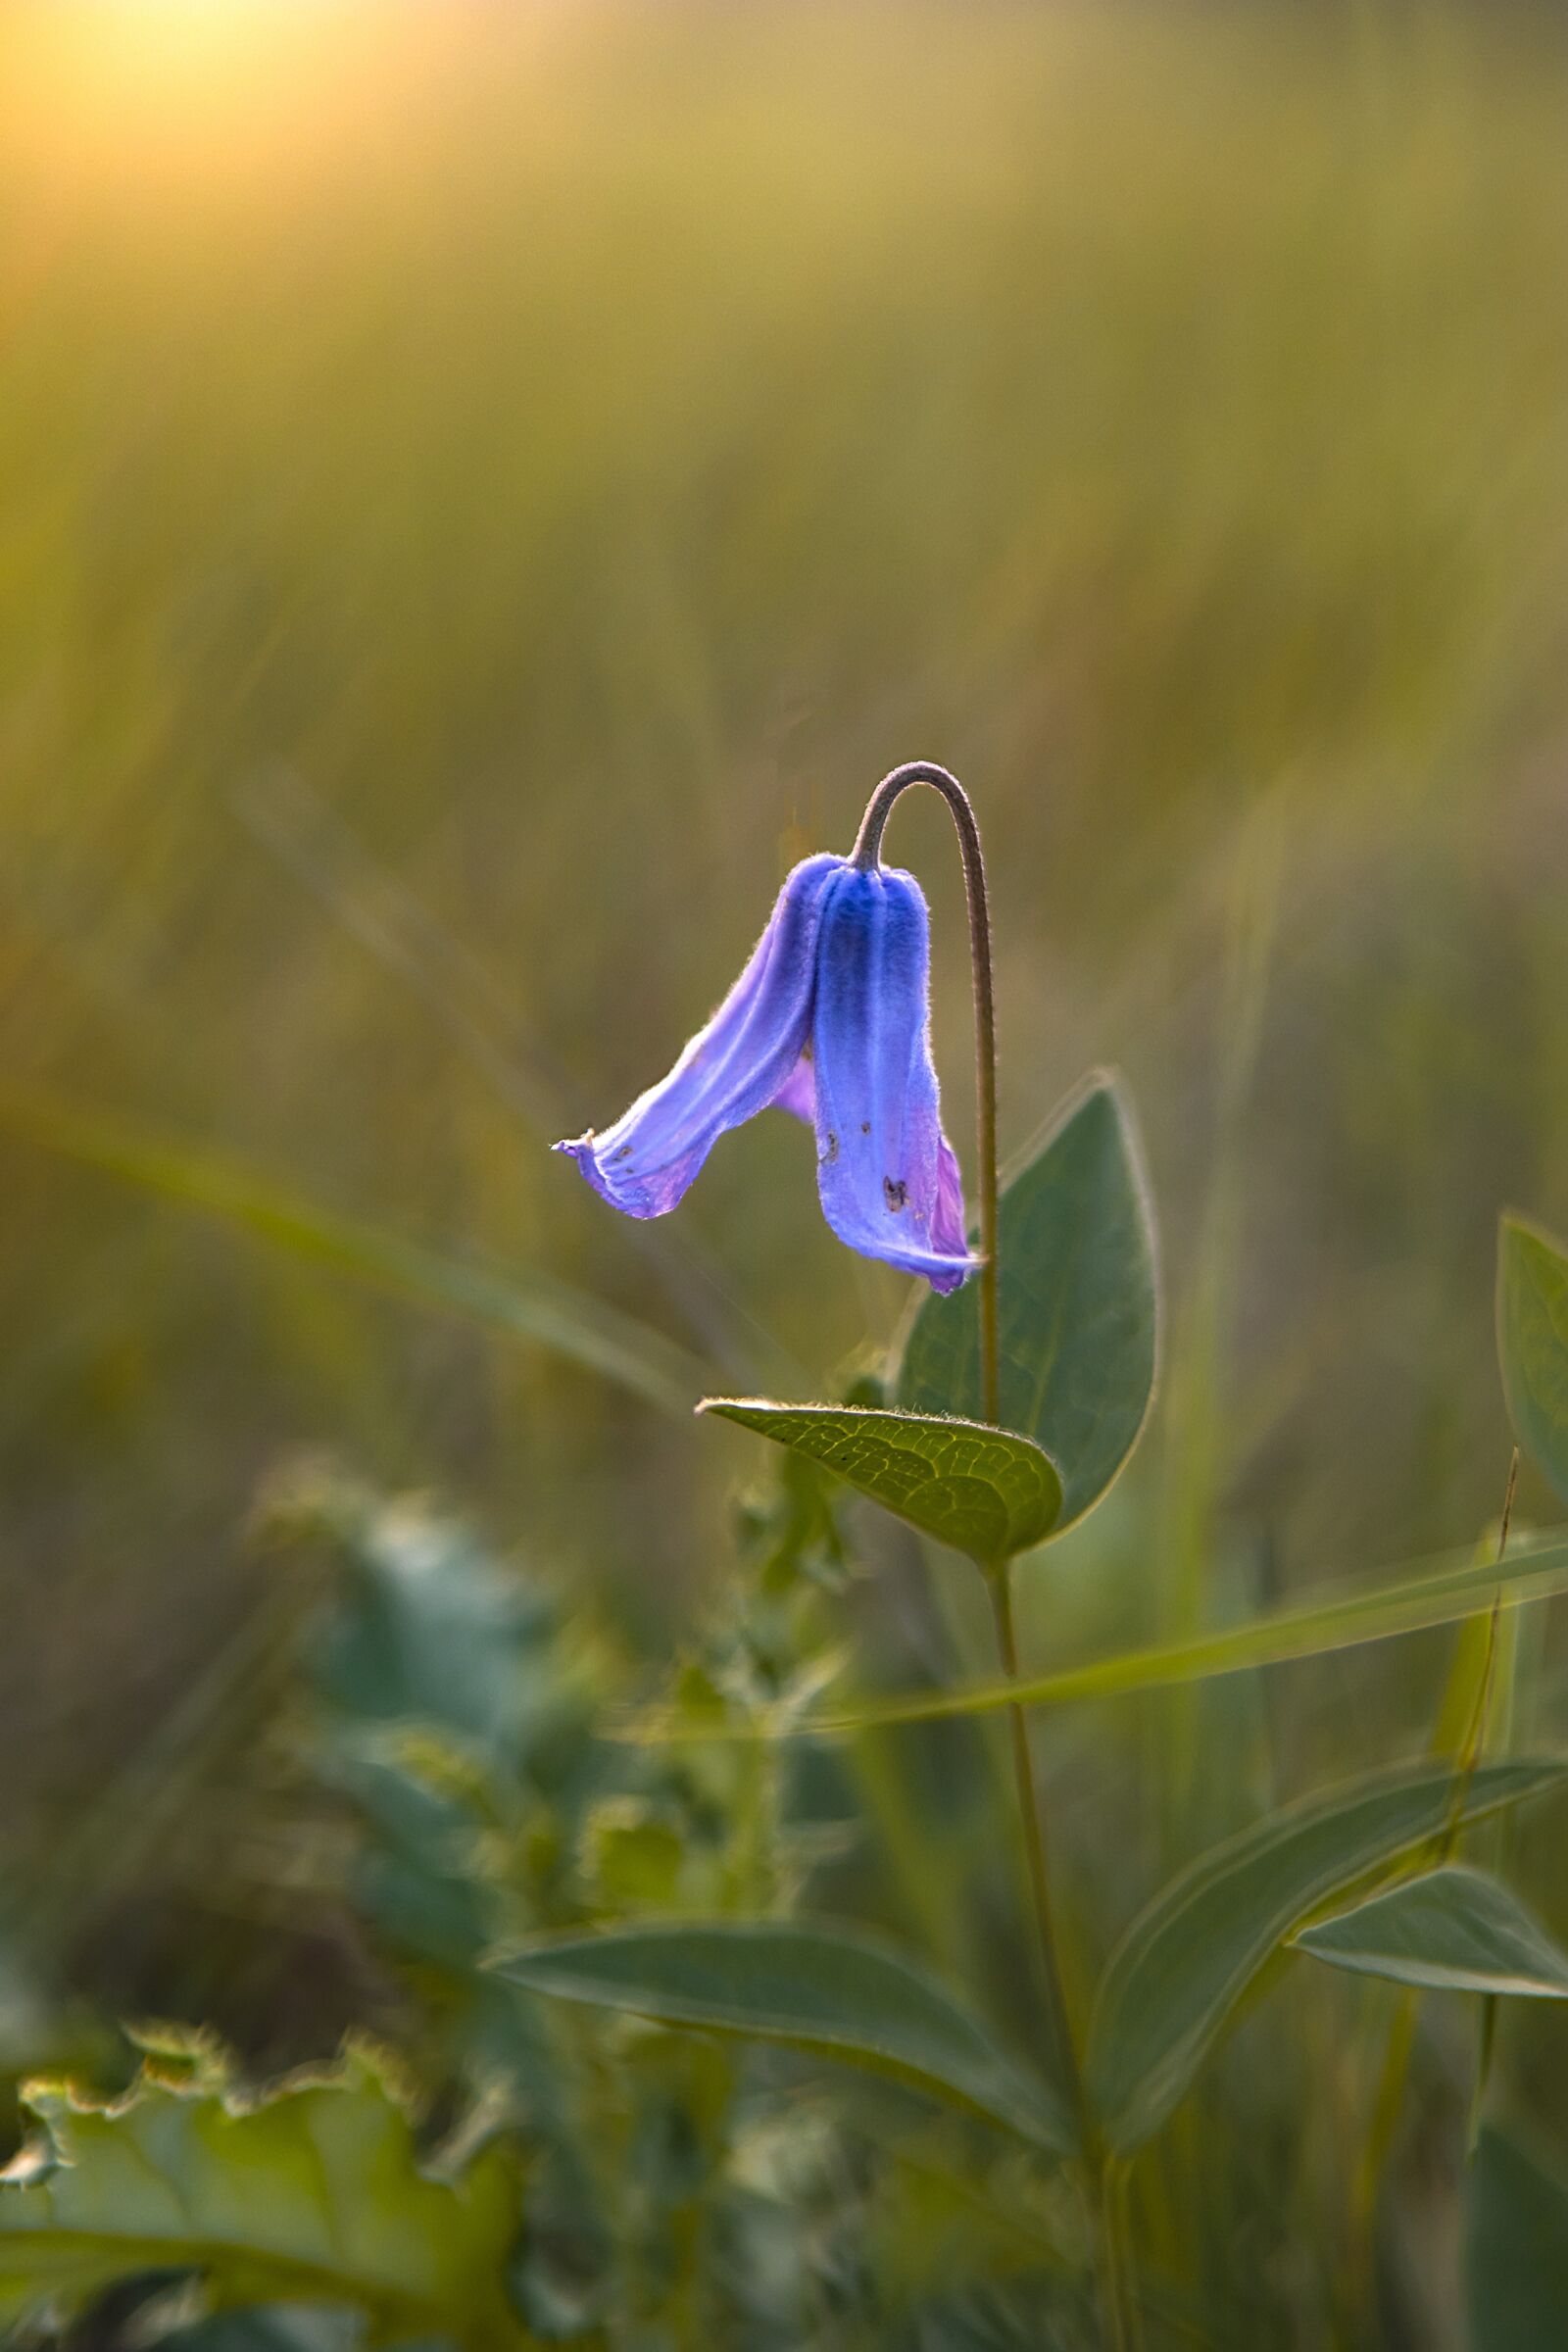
[1085,1757,1567,2154]
[492,1919,1075,2153]
[1498,1212,1568,1505]
[699,1398,1062,1566]
[787,1533,1568,1735]
[1293,1863,1568,1998]
[0,1086,707,1419]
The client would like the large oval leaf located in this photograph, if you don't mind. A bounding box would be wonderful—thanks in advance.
[898,1074,1157,1531]
[698,1400,1062,1566]
[1293,1864,1568,1997]
[1085,1756,1567,2154]
[492,1919,1074,2152]
[1498,1213,1568,1505]
[1467,2125,1568,2350]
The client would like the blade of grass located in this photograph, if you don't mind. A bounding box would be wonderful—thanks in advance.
[0,1085,709,1420]
[614,1533,1568,1740]
[229,767,793,1388]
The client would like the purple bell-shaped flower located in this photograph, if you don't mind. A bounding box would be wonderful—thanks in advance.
[556,850,975,1293]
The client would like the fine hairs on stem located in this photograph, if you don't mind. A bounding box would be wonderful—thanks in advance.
[852,762,1000,1426]
[852,761,1135,2350]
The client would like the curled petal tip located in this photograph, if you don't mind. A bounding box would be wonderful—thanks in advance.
[552,1130,639,1214]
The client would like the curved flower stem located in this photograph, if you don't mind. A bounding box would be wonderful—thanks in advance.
[855,762,1133,2345]
[853,761,999,1423]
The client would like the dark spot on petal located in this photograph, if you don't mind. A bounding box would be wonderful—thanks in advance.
[884,1177,907,1212]
[823,1132,839,1164]
[860,1121,870,1134]
[612,1146,633,1162]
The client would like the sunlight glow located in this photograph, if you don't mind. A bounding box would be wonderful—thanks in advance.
[2,2,454,194]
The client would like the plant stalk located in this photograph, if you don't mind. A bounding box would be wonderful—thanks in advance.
[853,760,1133,2346]
[852,760,999,1423]
[1348,1446,1521,2303]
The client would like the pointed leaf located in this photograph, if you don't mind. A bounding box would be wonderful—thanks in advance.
[698,1399,1061,1566]
[1293,1864,1568,1997]
[1498,1213,1568,1505]
[492,1920,1074,2152]
[1467,2124,1568,2349]
[899,1075,1157,1530]
[1085,1757,1567,2154]
[0,2041,523,2344]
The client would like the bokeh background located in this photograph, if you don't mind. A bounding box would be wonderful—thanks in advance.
[1,0,1566,2085]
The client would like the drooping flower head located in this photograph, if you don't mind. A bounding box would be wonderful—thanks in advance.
[555,849,975,1292]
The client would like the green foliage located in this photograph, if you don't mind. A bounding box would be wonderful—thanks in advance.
[494,1921,1074,2155]
[0,2038,523,2346]
[1467,2126,1568,2349]
[1498,1213,1568,1505]
[698,1400,1062,1567]
[796,1530,1568,1731]
[1084,1757,1567,2154]
[1293,1864,1568,1998]
[899,1077,1157,1530]
[2,8,1568,2344]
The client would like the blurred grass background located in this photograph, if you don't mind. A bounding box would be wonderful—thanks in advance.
[0,0,1566,2052]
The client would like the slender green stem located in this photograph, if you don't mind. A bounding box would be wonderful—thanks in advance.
[853,761,1132,2344]
[989,1569,1090,2139]
[1348,1446,1521,2301]
[852,761,999,1423]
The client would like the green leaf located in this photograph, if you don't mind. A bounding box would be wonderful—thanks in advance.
[0,2039,524,2345]
[777,1531,1568,1735]
[1293,1864,1568,1997]
[1498,1213,1568,1505]
[1085,1757,1567,2155]
[492,1920,1075,2153]
[698,1400,1062,1567]
[0,1085,706,1420]
[899,1074,1157,1531]
[1467,2124,1568,2349]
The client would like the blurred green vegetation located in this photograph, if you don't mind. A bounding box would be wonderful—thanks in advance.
[0,1,1566,2332]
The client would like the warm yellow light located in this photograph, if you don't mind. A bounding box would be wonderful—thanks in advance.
[0,1,458,198]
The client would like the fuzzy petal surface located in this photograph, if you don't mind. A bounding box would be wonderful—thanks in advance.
[809,864,976,1292]
[555,854,843,1215]
[769,1053,816,1124]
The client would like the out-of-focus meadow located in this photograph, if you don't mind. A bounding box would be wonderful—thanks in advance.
[1,0,1567,2329]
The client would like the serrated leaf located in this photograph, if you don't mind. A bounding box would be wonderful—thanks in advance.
[1293,1864,1568,1997]
[1498,1213,1568,1505]
[0,1085,706,1420]
[1467,2124,1568,2349]
[0,2043,524,2345]
[492,1920,1074,2153]
[898,1075,1157,1531]
[698,1400,1061,1567]
[1085,1757,1567,2154]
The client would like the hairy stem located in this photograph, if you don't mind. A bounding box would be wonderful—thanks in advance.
[853,762,1134,2342]
[989,1569,1090,2139]
[852,760,999,1422]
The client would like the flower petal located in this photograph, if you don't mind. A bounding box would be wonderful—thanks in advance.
[769,1053,816,1124]
[809,864,976,1292]
[555,854,843,1217]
